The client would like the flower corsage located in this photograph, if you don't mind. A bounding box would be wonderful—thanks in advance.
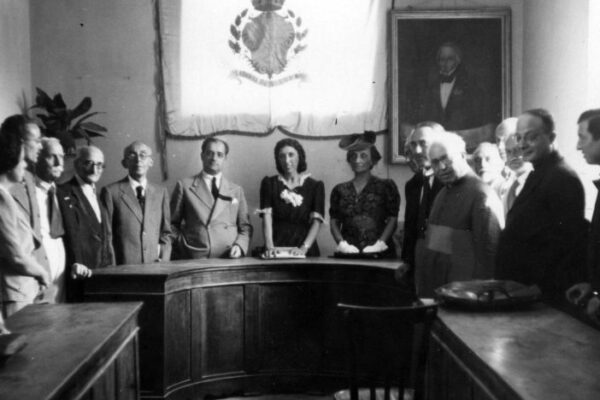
[280,189,303,207]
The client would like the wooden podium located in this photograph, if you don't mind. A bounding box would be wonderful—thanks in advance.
[83,258,410,400]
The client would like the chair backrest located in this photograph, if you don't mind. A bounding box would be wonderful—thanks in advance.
[337,302,438,400]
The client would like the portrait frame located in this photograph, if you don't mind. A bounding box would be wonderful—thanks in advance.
[389,8,512,163]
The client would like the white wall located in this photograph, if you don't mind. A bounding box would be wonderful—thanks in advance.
[29,0,411,255]
[27,0,600,254]
[0,0,31,118]
[521,0,599,216]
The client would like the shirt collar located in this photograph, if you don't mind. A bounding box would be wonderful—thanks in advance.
[201,171,222,187]
[75,173,96,192]
[128,175,147,190]
[36,177,55,192]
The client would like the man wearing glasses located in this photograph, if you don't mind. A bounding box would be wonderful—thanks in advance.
[496,109,588,301]
[58,145,113,301]
[101,141,171,265]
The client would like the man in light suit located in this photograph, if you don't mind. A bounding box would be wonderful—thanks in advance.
[58,146,112,301]
[3,116,52,296]
[0,118,50,317]
[34,138,68,303]
[171,138,252,259]
[101,141,171,265]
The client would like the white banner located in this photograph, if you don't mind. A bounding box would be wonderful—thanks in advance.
[159,0,390,137]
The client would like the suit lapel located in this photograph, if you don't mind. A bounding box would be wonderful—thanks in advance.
[211,178,233,220]
[190,175,214,210]
[69,178,102,231]
[143,183,158,223]
[119,178,144,223]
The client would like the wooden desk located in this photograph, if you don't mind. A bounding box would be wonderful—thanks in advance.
[83,258,411,400]
[427,303,600,400]
[0,302,141,400]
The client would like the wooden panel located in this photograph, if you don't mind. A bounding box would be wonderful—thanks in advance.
[257,283,324,372]
[0,303,140,400]
[90,362,116,400]
[195,285,245,376]
[165,290,191,389]
[116,337,139,400]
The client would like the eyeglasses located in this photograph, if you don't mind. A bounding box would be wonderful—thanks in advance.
[83,160,105,169]
[125,152,151,161]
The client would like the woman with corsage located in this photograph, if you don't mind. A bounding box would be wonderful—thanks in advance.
[330,132,400,257]
[259,138,325,257]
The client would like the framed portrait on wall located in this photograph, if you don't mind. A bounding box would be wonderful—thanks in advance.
[390,8,511,163]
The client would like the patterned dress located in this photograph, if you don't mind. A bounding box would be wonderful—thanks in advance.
[260,175,325,256]
[329,176,400,257]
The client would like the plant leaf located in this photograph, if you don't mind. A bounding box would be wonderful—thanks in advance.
[84,129,106,138]
[52,93,67,111]
[71,97,92,120]
[72,112,104,129]
[80,121,107,133]
[34,87,53,110]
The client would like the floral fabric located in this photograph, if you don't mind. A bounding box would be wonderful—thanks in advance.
[329,176,400,255]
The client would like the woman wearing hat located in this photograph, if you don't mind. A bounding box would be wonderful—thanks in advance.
[330,133,400,257]
[259,138,325,257]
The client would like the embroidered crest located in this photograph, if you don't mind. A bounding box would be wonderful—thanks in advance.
[229,0,308,86]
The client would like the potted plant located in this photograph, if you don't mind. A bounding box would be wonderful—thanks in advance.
[31,87,107,154]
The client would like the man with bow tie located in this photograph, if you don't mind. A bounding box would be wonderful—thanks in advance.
[101,141,172,265]
[415,42,492,150]
[170,138,252,259]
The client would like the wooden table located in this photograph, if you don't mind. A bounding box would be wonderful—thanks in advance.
[83,258,411,400]
[427,303,600,400]
[0,302,142,400]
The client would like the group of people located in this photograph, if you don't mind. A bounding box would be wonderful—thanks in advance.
[398,108,600,325]
[0,116,401,322]
[2,106,600,327]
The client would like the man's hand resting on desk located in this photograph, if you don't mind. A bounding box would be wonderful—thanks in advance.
[566,282,600,324]
[336,240,359,254]
[394,262,411,282]
[71,263,93,280]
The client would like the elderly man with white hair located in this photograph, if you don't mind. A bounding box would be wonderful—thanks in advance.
[415,132,504,297]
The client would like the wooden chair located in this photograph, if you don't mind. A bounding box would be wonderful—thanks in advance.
[335,302,438,400]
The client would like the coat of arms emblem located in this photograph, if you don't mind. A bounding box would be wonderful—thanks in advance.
[229,0,308,86]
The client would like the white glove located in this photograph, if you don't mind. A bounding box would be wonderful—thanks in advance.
[336,240,360,254]
[362,240,388,254]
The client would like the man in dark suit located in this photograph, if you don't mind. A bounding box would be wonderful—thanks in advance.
[397,122,445,285]
[566,110,600,323]
[496,109,588,300]
[58,145,112,301]
[171,138,252,259]
[101,141,171,265]
[416,42,490,133]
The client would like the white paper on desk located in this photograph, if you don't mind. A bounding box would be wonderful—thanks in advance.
[426,224,453,254]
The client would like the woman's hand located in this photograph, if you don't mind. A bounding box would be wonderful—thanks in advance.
[290,246,307,256]
[363,240,388,254]
[566,282,592,306]
[261,247,277,259]
[336,240,359,254]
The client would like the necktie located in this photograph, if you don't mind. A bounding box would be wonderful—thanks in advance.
[506,179,520,212]
[47,186,65,238]
[136,186,145,211]
[211,177,219,200]
[416,178,432,238]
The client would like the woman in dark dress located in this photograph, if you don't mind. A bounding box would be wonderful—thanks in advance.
[330,133,400,257]
[259,139,325,257]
